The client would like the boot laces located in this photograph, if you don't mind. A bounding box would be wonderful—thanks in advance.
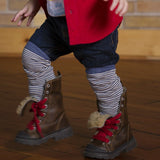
[93,113,122,143]
[27,98,47,137]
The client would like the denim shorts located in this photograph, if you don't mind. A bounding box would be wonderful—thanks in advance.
[29,16,119,69]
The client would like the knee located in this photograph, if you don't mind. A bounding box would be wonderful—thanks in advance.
[22,47,45,73]
[22,40,53,77]
[22,47,33,71]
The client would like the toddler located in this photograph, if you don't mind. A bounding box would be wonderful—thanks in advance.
[12,0,136,159]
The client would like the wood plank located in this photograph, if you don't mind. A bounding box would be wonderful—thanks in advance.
[0,28,160,59]
[0,148,28,160]
[0,147,59,160]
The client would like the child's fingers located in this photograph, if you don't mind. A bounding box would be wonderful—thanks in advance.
[11,13,20,22]
[27,16,34,26]
[13,11,24,22]
[119,1,128,16]
[12,7,28,22]
[24,9,33,17]
[17,15,26,26]
[110,0,119,11]
[115,0,124,14]
[110,0,128,16]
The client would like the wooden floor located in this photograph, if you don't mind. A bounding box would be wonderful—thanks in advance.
[0,57,160,160]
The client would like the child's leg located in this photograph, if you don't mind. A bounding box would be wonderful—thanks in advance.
[22,42,55,101]
[86,66,123,116]
[73,27,121,116]
[16,16,73,145]
[21,16,71,101]
[72,27,136,159]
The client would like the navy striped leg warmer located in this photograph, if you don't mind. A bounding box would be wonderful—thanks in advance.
[22,47,55,101]
[87,68,123,116]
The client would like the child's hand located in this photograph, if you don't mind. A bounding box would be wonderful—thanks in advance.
[104,0,128,16]
[11,0,40,26]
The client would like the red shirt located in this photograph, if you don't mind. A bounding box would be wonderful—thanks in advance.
[38,0,123,45]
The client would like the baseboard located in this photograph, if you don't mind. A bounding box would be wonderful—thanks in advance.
[117,29,160,60]
[0,28,160,60]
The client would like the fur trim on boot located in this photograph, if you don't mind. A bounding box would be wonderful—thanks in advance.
[16,96,38,116]
[88,111,111,129]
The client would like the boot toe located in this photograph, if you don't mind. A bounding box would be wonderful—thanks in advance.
[84,143,111,159]
[16,130,31,139]
[84,143,118,159]
[85,143,106,153]
[15,130,42,145]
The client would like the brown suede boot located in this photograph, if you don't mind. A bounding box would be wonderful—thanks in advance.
[84,87,136,159]
[15,73,73,145]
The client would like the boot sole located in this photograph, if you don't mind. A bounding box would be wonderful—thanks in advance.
[15,127,73,145]
[84,137,137,159]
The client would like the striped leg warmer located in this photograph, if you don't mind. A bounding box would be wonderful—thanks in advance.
[22,47,55,101]
[87,68,123,116]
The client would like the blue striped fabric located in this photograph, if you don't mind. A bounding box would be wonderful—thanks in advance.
[22,47,55,101]
[87,69,123,116]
